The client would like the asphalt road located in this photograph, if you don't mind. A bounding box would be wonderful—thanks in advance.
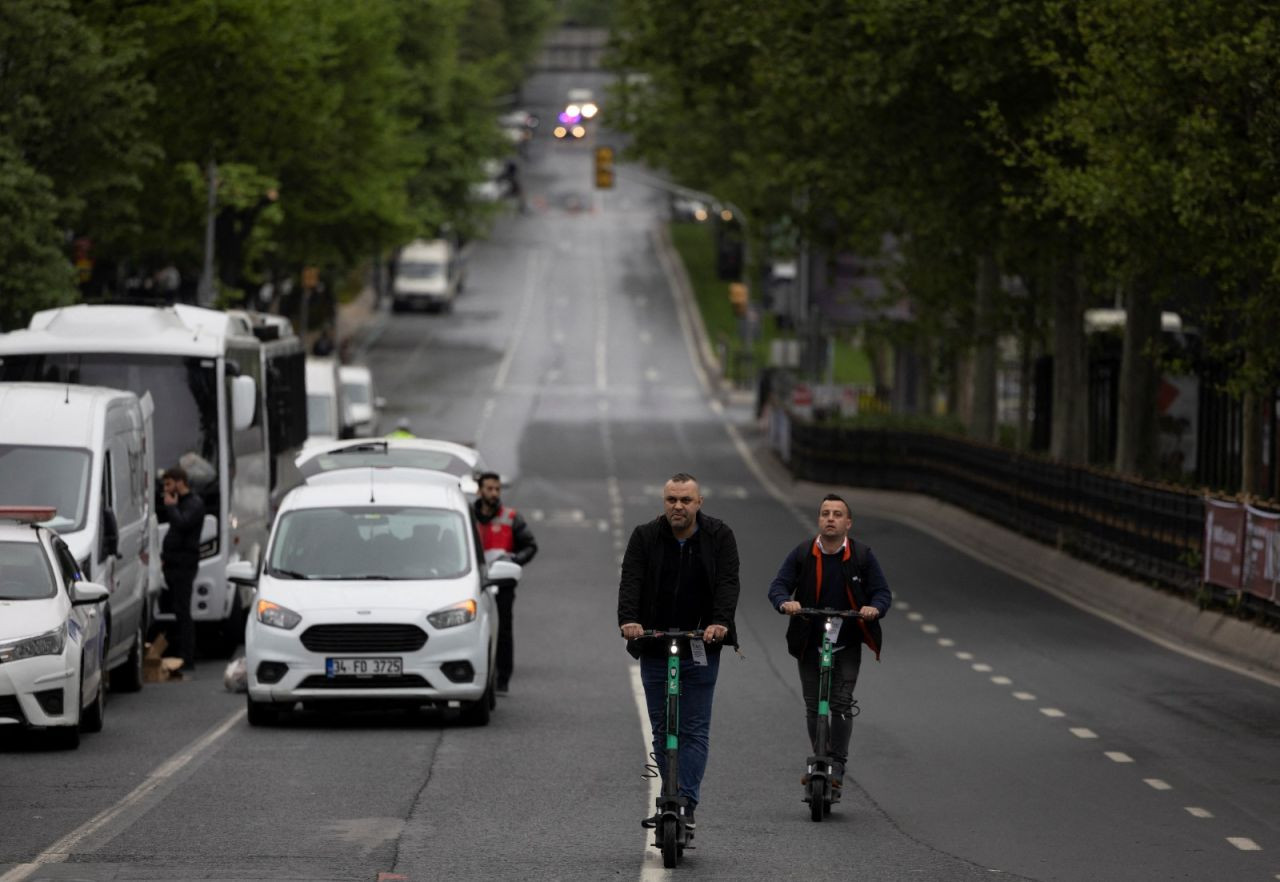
[2,70,1278,882]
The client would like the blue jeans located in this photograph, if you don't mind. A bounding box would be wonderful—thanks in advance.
[640,651,721,808]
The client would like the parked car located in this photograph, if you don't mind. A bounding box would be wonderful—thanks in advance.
[295,437,494,499]
[0,506,111,749]
[0,383,157,692]
[230,468,521,726]
[305,358,347,444]
[339,365,384,438]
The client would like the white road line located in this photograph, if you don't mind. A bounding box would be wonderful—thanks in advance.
[972,663,993,672]
[1069,728,1098,739]
[1012,692,1036,701]
[990,676,1013,685]
[492,249,542,393]
[0,708,245,882]
[1143,778,1172,790]
[955,651,974,660]
[921,624,939,634]
[1104,751,1134,763]
[1040,708,1066,718]
[1186,807,1214,818]
[906,612,924,622]
[474,397,498,446]
[937,638,954,647]
[897,601,912,610]
[1227,837,1261,851]
[630,665,665,879]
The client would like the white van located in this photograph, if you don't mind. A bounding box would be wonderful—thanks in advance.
[392,239,463,313]
[305,358,347,444]
[0,383,157,691]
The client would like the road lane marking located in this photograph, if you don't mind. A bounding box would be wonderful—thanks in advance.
[990,676,1012,685]
[1069,728,1098,739]
[1104,751,1134,763]
[492,249,542,393]
[1227,837,1261,851]
[937,638,954,647]
[1186,807,1214,818]
[1012,692,1036,700]
[0,708,245,882]
[1143,778,1171,790]
[921,624,939,634]
[630,665,665,879]
[955,651,974,660]
[906,612,924,622]
[1039,708,1066,718]
[972,663,992,672]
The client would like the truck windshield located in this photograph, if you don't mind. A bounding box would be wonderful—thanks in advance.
[0,354,220,493]
[398,262,443,280]
[0,446,91,533]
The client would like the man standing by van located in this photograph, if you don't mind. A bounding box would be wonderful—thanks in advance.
[160,466,204,677]
[473,472,537,693]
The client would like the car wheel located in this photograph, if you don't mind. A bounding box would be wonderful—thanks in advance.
[459,683,492,727]
[246,695,279,727]
[110,621,146,693]
[80,650,105,734]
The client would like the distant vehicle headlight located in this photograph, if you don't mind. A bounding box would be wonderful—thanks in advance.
[256,599,302,630]
[0,624,67,663]
[565,104,581,118]
[428,599,477,629]
[581,102,598,119]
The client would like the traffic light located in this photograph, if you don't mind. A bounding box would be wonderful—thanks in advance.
[594,146,615,189]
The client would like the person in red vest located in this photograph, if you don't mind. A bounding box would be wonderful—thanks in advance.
[767,493,892,791]
[474,471,538,693]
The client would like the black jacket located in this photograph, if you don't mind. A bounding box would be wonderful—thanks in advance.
[617,510,740,658]
[768,538,891,660]
[160,491,206,572]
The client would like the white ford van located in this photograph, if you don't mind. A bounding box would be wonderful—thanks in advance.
[0,383,157,692]
[392,239,464,313]
[305,358,347,444]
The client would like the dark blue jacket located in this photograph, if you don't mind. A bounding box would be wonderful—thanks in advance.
[768,537,892,659]
[160,491,206,572]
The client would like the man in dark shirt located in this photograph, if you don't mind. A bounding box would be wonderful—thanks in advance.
[618,472,740,830]
[473,471,537,693]
[159,466,205,677]
[768,493,892,790]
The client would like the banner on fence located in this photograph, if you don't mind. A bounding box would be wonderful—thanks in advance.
[1243,505,1280,603]
[1202,498,1246,590]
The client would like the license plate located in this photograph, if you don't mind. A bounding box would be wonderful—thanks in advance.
[325,657,403,677]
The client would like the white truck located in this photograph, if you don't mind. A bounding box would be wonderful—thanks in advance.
[0,304,308,654]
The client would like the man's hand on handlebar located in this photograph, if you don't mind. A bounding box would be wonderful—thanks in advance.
[703,624,728,643]
[780,601,802,616]
[620,622,644,640]
[859,605,880,620]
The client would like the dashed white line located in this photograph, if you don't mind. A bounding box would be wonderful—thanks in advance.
[1186,807,1214,818]
[897,601,911,611]
[921,624,939,634]
[1040,708,1066,718]
[1227,837,1261,851]
[937,638,954,647]
[1143,778,1171,790]
[972,663,993,672]
[1012,691,1036,701]
[1104,751,1134,763]
[907,612,924,622]
[1069,727,1098,739]
[955,651,974,660]
[990,676,1012,685]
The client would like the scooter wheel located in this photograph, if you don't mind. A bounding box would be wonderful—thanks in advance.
[662,817,680,867]
[809,777,825,822]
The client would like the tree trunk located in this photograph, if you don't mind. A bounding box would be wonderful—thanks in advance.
[1241,387,1262,496]
[1114,278,1161,476]
[969,252,999,443]
[1050,249,1087,464]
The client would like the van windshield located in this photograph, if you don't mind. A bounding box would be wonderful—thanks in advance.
[267,506,470,580]
[398,261,443,280]
[0,354,219,493]
[307,394,334,437]
[0,447,91,533]
[0,541,56,600]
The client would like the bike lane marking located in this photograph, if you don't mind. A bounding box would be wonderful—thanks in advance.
[0,707,245,882]
[631,664,666,880]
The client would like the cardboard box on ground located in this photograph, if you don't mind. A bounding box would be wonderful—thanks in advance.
[142,634,186,682]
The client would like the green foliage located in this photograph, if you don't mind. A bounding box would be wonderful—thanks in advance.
[0,138,77,329]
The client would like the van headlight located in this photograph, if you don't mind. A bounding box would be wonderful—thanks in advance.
[428,599,477,629]
[0,624,67,663]
[256,600,302,630]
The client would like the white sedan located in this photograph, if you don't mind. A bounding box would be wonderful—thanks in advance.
[0,507,110,749]
[231,468,521,726]
[295,437,500,498]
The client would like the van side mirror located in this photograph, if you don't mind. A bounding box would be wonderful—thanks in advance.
[231,375,257,431]
[484,558,522,591]
[101,508,120,559]
[226,559,258,587]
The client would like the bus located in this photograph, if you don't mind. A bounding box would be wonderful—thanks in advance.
[0,304,308,653]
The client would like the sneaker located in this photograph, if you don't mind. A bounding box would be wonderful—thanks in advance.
[495,680,509,694]
[641,813,659,829]
[683,805,696,829]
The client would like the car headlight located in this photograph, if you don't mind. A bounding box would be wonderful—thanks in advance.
[256,599,302,630]
[0,624,67,663]
[427,599,477,629]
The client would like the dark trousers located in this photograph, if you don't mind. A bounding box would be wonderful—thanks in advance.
[495,583,515,686]
[797,645,862,776]
[640,651,721,809]
[163,565,196,668]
